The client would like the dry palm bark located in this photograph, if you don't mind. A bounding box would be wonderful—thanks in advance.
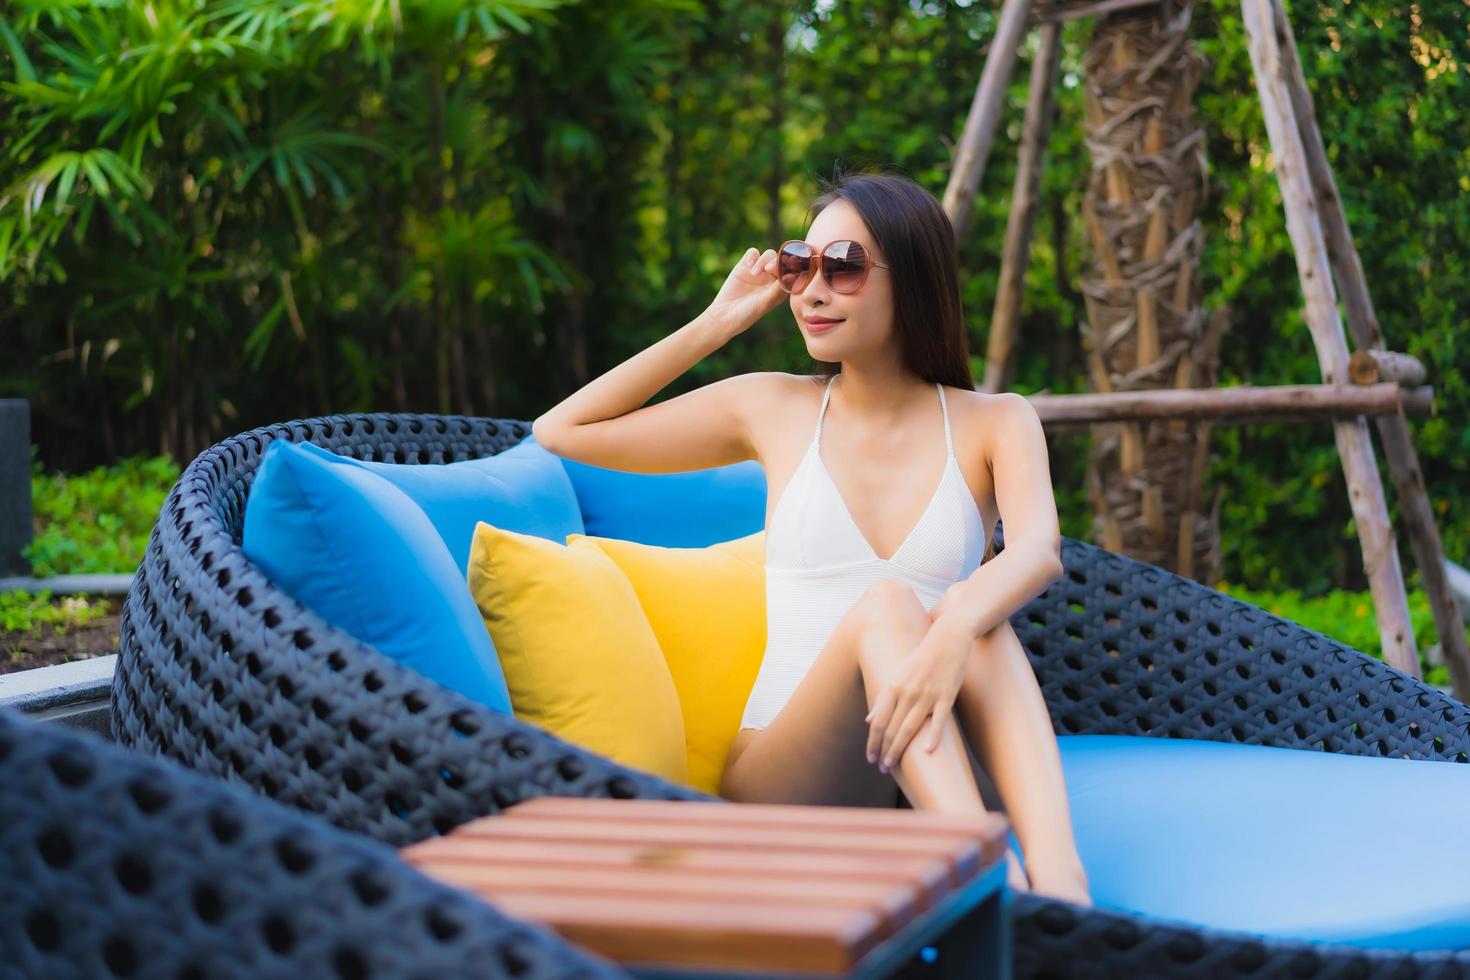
[1079,0,1223,582]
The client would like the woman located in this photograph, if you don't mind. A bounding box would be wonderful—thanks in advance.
[533,169,1091,906]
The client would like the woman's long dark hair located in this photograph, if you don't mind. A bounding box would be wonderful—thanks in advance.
[804,166,975,393]
[802,166,996,563]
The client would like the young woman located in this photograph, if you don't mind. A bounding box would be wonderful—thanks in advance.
[533,170,1091,906]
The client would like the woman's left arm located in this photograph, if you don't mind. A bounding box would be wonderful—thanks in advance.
[929,392,1063,636]
[866,392,1063,765]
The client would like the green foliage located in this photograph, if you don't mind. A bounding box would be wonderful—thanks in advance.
[0,0,678,457]
[1188,0,1470,591]
[24,451,180,576]
[1,0,1465,599]
[0,589,109,634]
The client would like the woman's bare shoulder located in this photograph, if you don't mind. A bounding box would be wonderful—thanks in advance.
[943,388,1039,462]
[739,372,825,410]
[942,385,1021,420]
[739,372,826,458]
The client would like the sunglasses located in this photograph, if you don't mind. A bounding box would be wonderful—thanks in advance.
[776,239,890,294]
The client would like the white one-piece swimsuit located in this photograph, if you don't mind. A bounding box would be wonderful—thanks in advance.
[738,375,988,732]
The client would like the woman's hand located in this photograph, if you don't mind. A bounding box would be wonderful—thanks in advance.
[865,615,974,773]
[706,247,787,336]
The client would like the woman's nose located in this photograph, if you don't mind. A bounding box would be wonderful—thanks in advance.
[801,266,834,300]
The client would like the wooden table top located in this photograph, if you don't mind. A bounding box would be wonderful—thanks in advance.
[401,796,1010,975]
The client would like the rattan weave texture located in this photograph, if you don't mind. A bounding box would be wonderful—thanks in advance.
[112,411,1470,979]
[0,705,627,979]
[112,415,709,849]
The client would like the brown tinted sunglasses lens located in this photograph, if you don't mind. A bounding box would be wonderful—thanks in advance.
[777,240,871,293]
[777,242,814,293]
[824,241,870,293]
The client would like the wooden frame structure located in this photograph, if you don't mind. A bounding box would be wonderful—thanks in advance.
[941,0,1468,698]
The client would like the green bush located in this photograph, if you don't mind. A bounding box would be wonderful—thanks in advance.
[24,451,179,577]
[0,588,109,634]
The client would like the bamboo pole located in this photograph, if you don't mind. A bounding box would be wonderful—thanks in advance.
[1268,0,1470,699]
[1028,382,1431,428]
[942,0,1035,241]
[984,22,1064,395]
[1268,0,1382,351]
[1241,0,1418,677]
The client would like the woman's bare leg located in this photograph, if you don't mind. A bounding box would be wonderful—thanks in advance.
[720,579,966,807]
[954,618,1092,906]
[720,579,1029,888]
[717,577,898,807]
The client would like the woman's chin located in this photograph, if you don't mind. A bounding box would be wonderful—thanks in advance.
[803,332,845,353]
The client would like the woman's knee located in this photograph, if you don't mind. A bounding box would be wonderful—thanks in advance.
[853,579,930,670]
[859,578,928,622]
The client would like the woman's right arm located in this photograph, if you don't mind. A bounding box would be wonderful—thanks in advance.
[531,247,787,474]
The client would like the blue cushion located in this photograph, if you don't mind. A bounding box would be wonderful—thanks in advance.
[555,440,766,547]
[242,440,512,714]
[1054,734,1470,949]
[330,435,584,576]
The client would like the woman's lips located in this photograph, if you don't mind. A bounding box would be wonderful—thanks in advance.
[805,318,843,334]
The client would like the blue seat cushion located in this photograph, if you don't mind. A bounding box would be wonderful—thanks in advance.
[242,440,512,714]
[1054,734,1470,949]
[555,440,766,547]
[331,435,584,576]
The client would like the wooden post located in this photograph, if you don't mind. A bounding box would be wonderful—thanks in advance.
[1026,382,1431,428]
[1267,0,1382,352]
[1033,0,1162,22]
[942,0,1035,241]
[984,21,1063,395]
[1241,0,1418,677]
[1348,351,1425,387]
[1268,0,1470,699]
[0,400,31,577]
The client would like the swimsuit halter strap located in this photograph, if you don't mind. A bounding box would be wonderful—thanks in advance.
[815,376,952,456]
[937,382,954,457]
[812,375,836,445]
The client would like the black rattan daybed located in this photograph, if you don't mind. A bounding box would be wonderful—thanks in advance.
[0,703,627,979]
[112,411,1470,979]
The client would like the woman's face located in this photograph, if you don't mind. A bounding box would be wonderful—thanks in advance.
[788,199,896,361]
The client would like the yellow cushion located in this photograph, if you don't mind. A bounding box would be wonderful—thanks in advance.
[566,530,766,795]
[466,521,688,785]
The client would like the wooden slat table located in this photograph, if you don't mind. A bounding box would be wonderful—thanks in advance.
[401,797,1012,979]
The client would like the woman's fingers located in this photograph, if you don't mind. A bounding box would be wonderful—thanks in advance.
[738,248,779,283]
[876,697,902,766]
[869,687,934,773]
[879,690,956,770]
[925,700,951,752]
[864,688,894,765]
[882,701,927,771]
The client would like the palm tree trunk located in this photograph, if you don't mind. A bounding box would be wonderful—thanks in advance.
[1079,0,1224,582]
